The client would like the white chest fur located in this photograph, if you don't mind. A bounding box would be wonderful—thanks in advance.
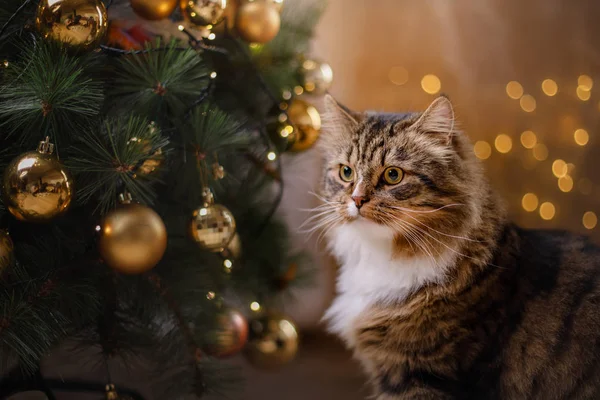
[323,219,452,347]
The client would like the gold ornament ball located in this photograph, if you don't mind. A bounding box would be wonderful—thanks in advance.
[180,0,228,27]
[0,231,14,273]
[2,147,73,223]
[288,98,321,152]
[243,313,299,369]
[204,308,249,358]
[300,59,334,94]
[190,203,236,252]
[236,0,281,44]
[36,0,108,51]
[98,204,167,274]
[131,0,178,20]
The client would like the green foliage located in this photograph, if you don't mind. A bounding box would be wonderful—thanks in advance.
[0,0,37,41]
[0,38,103,146]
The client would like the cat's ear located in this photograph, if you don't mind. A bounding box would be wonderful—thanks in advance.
[411,95,456,144]
[320,95,362,149]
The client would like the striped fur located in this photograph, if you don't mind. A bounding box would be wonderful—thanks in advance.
[318,95,600,399]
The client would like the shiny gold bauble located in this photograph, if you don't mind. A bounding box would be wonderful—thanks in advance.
[243,313,299,369]
[288,98,321,152]
[98,203,167,274]
[204,308,249,358]
[236,0,281,44]
[2,144,73,223]
[180,0,227,27]
[36,0,108,51]
[131,0,178,20]
[0,231,14,273]
[190,203,236,252]
[300,59,334,94]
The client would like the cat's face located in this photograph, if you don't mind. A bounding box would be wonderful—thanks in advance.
[318,95,481,256]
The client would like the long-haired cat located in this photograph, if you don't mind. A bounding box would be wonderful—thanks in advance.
[318,94,600,399]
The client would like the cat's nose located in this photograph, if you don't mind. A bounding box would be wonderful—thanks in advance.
[352,196,369,208]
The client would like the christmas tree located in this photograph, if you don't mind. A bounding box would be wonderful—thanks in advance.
[0,0,330,397]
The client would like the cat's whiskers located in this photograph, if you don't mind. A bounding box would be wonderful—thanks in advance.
[390,203,466,214]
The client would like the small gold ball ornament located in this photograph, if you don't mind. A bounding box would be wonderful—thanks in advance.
[190,188,236,252]
[131,0,178,20]
[288,98,321,152]
[300,59,333,94]
[0,230,14,273]
[98,196,167,275]
[2,138,73,222]
[236,0,281,44]
[180,0,228,27]
[36,0,108,51]
[204,307,249,358]
[244,313,299,369]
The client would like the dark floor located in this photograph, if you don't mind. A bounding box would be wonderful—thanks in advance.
[6,333,368,400]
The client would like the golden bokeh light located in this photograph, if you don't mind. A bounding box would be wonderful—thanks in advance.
[520,95,537,112]
[583,211,598,230]
[421,74,441,94]
[541,79,558,96]
[551,159,567,178]
[539,202,556,220]
[578,75,593,91]
[506,81,524,99]
[522,193,539,212]
[473,141,492,160]
[494,134,513,153]
[578,178,593,195]
[520,130,537,149]
[574,128,589,146]
[532,143,549,161]
[577,86,591,101]
[558,175,573,192]
[389,66,409,86]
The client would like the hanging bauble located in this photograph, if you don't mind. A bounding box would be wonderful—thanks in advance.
[0,230,14,273]
[288,98,321,152]
[180,0,228,27]
[203,307,249,358]
[299,59,333,94]
[236,0,280,44]
[98,196,167,275]
[131,0,178,20]
[190,188,236,252]
[244,313,299,369]
[35,0,108,51]
[2,138,73,223]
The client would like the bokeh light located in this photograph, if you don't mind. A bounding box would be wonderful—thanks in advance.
[583,212,598,230]
[520,95,537,112]
[506,81,524,99]
[578,75,593,91]
[558,175,573,192]
[552,159,568,178]
[574,128,589,146]
[389,66,409,86]
[494,134,513,153]
[541,79,558,96]
[532,143,549,161]
[539,202,556,220]
[576,86,591,101]
[421,74,441,94]
[520,130,537,149]
[522,193,539,212]
[473,140,492,160]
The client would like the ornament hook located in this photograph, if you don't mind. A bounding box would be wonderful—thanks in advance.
[37,137,54,155]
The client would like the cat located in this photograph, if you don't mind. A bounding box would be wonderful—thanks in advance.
[317,94,600,399]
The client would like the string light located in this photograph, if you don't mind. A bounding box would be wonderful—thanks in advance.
[578,178,593,195]
[294,85,304,95]
[574,128,589,146]
[223,259,233,269]
[279,124,294,138]
[250,301,261,311]
[520,130,537,149]
[494,134,512,153]
[421,74,441,94]
[522,193,539,212]
[282,90,292,100]
[583,212,598,230]
[208,33,216,40]
[210,71,217,79]
[473,141,492,160]
[552,159,568,178]
[541,79,558,96]
[388,66,409,86]
[532,143,549,161]
[506,81,524,99]
[539,202,556,220]
[520,95,536,112]
[576,86,591,101]
[206,291,216,300]
[578,75,593,91]
[558,175,573,192]
[267,151,277,161]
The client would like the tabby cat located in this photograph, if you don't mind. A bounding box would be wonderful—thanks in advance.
[318,94,600,399]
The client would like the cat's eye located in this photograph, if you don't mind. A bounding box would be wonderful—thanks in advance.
[383,167,404,185]
[339,165,354,182]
